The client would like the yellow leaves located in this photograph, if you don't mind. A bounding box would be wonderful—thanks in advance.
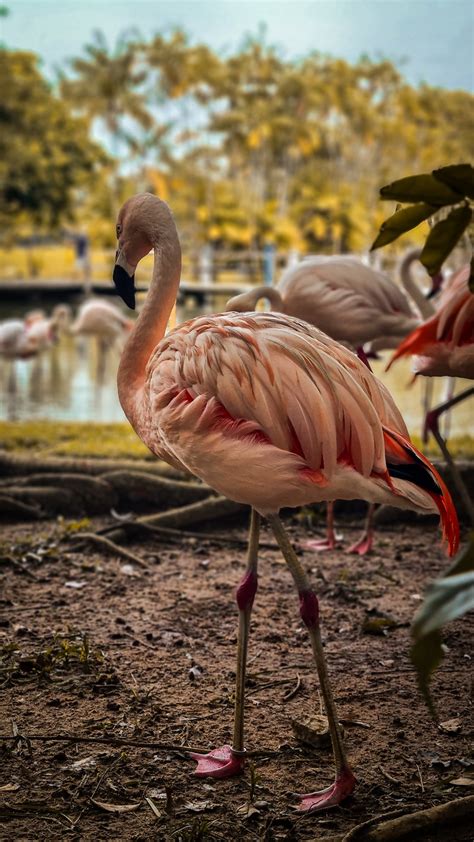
[247,124,271,149]
[196,205,210,222]
[147,170,169,200]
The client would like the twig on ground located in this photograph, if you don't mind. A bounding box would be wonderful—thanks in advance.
[283,673,303,701]
[68,532,148,568]
[0,732,294,758]
[99,518,279,550]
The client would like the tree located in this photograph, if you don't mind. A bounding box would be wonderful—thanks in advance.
[59,30,155,159]
[0,50,107,233]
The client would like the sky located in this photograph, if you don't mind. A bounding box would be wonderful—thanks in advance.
[2,0,473,91]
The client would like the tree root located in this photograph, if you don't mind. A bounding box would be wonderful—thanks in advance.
[324,795,474,841]
[1,473,118,513]
[105,495,246,542]
[0,486,82,516]
[68,532,149,568]
[0,494,41,519]
[99,519,279,549]
[101,470,209,509]
[0,450,187,480]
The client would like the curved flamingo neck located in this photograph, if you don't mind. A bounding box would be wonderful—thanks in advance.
[117,232,181,426]
[399,249,435,320]
[244,286,284,312]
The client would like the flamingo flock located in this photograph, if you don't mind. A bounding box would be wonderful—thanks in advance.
[226,251,434,554]
[112,193,461,812]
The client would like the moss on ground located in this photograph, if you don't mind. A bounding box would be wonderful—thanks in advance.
[0,420,472,461]
[0,420,151,459]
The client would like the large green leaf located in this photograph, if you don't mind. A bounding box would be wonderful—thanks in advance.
[433,163,474,201]
[371,202,436,250]
[380,174,463,206]
[412,571,474,637]
[411,537,474,716]
[411,630,443,717]
[420,205,472,275]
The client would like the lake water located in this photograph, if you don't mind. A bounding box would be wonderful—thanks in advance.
[0,295,472,438]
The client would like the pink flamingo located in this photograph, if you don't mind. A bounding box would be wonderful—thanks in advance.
[388,263,474,525]
[112,193,458,813]
[70,298,134,380]
[24,304,71,350]
[227,255,423,554]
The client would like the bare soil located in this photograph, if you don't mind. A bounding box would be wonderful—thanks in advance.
[0,514,472,841]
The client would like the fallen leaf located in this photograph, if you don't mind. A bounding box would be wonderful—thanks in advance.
[439,717,462,734]
[67,756,97,772]
[145,796,162,818]
[450,775,474,787]
[64,580,87,589]
[0,783,20,792]
[183,799,217,812]
[236,803,260,819]
[91,799,141,813]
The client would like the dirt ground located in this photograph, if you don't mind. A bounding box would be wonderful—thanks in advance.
[0,512,472,841]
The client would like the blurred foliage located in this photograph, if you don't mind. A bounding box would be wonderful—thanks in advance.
[1,30,473,253]
[372,163,474,283]
[0,50,108,234]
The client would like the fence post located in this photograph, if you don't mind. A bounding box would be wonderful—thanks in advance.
[263,242,276,286]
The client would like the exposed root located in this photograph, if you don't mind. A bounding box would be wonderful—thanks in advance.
[324,795,474,841]
[105,495,246,542]
[68,532,149,568]
[0,450,187,480]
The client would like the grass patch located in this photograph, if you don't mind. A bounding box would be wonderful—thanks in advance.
[0,420,151,459]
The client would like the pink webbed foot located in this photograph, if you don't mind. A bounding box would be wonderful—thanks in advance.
[296,766,356,813]
[346,533,373,555]
[305,535,342,552]
[190,745,245,779]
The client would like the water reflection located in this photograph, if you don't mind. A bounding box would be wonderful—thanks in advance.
[0,296,471,437]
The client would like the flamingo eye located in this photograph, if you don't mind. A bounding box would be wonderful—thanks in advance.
[116,224,122,238]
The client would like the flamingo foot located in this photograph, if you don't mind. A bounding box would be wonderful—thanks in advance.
[190,745,245,779]
[305,535,342,552]
[346,532,373,555]
[296,766,356,813]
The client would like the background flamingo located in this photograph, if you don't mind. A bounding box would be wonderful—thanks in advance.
[389,263,474,525]
[227,254,425,554]
[70,298,134,380]
[112,193,458,813]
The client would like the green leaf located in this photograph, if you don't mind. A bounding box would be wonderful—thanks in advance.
[413,571,474,638]
[380,174,463,206]
[370,202,436,250]
[411,536,474,717]
[420,205,472,275]
[411,630,443,717]
[433,163,474,201]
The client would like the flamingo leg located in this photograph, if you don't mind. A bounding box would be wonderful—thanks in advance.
[305,502,342,552]
[346,503,375,555]
[191,509,259,778]
[425,387,474,526]
[268,514,355,812]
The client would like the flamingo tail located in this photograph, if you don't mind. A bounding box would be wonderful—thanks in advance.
[383,427,459,557]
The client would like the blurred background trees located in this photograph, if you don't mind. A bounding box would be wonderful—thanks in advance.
[1,29,472,254]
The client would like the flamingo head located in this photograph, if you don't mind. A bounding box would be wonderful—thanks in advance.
[113,192,176,310]
[426,271,444,299]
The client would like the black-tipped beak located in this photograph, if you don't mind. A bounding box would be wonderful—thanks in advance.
[426,271,443,300]
[113,264,136,310]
